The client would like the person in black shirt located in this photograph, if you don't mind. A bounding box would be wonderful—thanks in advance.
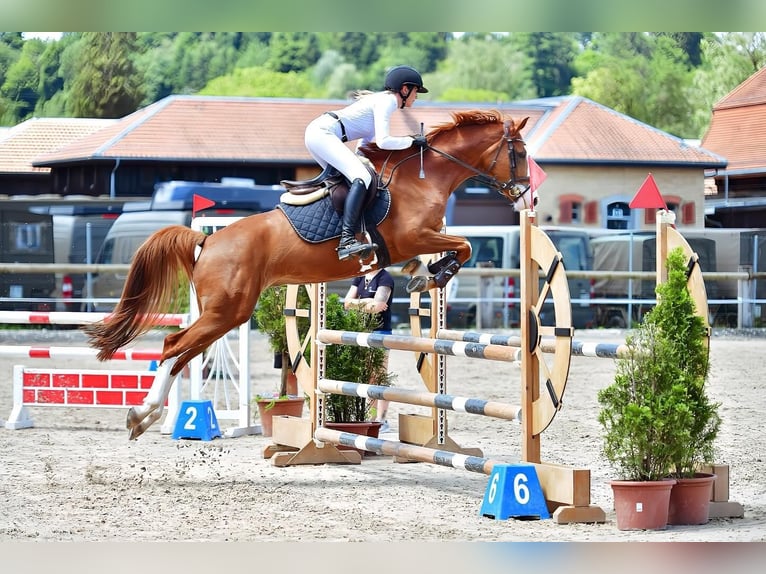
[344,268,395,432]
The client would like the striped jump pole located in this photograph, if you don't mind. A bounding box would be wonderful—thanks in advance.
[0,345,163,361]
[0,310,188,327]
[317,329,519,362]
[436,329,631,359]
[318,379,522,422]
[315,427,496,474]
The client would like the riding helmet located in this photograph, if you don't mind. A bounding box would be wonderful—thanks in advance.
[384,65,429,94]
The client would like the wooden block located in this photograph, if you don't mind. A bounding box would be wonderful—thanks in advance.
[398,413,434,445]
[272,415,312,449]
[534,461,592,507]
[708,501,745,519]
[699,463,729,502]
[552,504,606,524]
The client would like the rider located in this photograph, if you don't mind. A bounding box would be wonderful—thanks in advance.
[304,65,429,260]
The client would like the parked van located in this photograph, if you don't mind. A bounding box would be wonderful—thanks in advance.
[443,225,596,329]
[590,232,718,327]
[45,204,128,311]
[0,208,56,311]
[90,179,284,311]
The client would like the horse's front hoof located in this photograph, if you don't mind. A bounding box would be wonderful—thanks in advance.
[401,257,425,276]
[406,275,428,293]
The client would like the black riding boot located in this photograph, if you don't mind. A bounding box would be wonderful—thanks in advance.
[337,178,378,260]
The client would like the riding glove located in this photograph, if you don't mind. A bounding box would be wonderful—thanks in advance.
[412,135,428,148]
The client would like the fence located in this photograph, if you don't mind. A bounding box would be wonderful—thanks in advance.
[3,262,766,329]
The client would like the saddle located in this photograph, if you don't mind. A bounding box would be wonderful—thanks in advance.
[280,157,381,212]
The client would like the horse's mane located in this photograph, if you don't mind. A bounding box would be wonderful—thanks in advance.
[429,109,506,138]
[359,109,506,158]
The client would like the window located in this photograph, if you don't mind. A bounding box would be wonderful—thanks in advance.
[606,201,631,230]
[559,194,584,224]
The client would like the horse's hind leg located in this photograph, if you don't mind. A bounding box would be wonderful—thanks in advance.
[127,356,178,440]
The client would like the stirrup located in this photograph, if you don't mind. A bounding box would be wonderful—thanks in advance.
[337,240,378,261]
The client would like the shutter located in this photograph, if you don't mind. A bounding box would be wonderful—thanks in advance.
[584,201,598,224]
[682,202,696,224]
[645,210,656,225]
[559,200,572,223]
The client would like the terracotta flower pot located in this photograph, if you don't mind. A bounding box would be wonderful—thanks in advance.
[324,421,383,456]
[256,396,305,437]
[668,473,716,525]
[610,479,676,530]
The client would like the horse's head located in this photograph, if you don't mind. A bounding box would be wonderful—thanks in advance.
[426,111,536,212]
[496,116,536,212]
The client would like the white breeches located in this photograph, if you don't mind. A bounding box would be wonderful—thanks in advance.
[305,115,372,187]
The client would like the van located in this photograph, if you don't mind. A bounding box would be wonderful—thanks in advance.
[0,209,56,311]
[590,232,718,327]
[443,225,595,329]
[48,205,127,311]
[90,179,284,311]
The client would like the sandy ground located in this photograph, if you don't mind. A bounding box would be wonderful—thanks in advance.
[0,326,764,543]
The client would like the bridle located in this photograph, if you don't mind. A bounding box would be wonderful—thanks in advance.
[383,120,532,207]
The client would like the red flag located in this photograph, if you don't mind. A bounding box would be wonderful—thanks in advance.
[193,194,216,216]
[528,157,547,192]
[629,173,667,209]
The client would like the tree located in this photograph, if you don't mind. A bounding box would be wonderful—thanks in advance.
[512,32,580,97]
[199,66,316,98]
[428,35,535,102]
[0,40,45,122]
[68,33,145,118]
[571,32,698,138]
[269,32,321,73]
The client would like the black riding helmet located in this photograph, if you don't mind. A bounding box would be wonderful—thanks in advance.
[384,65,428,108]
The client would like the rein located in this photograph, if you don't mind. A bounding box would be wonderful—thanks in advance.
[377,122,532,204]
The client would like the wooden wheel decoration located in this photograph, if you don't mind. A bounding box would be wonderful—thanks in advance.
[408,221,574,438]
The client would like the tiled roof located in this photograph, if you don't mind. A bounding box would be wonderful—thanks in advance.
[701,66,766,173]
[530,96,724,166]
[0,117,116,174]
[18,94,724,169]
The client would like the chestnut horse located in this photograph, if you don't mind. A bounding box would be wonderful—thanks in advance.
[83,109,533,439]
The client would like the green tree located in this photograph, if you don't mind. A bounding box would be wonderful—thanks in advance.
[571,32,697,137]
[68,33,145,118]
[512,32,580,97]
[199,66,316,98]
[0,40,45,122]
[269,32,321,73]
[428,35,535,102]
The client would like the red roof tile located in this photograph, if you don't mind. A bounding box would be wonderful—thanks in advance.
[0,117,115,174]
[702,66,766,173]
[532,97,723,165]
[16,95,723,170]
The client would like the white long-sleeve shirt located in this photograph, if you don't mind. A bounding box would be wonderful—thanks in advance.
[330,92,413,150]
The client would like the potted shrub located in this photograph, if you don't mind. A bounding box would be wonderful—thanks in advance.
[252,285,310,436]
[322,293,395,449]
[597,247,720,530]
[652,249,721,525]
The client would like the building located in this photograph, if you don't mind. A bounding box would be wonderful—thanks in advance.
[0,94,726,230]
[702,65,766,228]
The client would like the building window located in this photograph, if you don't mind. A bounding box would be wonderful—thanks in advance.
[606,201,632,229]
[559,194,584,224]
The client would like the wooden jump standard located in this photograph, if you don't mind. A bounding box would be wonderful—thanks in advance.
[263,210,740,522]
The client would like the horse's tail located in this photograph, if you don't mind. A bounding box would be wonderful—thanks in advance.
[82,225,206,361]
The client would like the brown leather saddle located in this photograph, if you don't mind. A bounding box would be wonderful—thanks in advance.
[280,158,380,212]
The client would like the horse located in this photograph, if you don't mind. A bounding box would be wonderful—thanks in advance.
[82,109,534,439]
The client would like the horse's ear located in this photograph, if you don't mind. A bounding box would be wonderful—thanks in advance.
[517,117,529,132]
